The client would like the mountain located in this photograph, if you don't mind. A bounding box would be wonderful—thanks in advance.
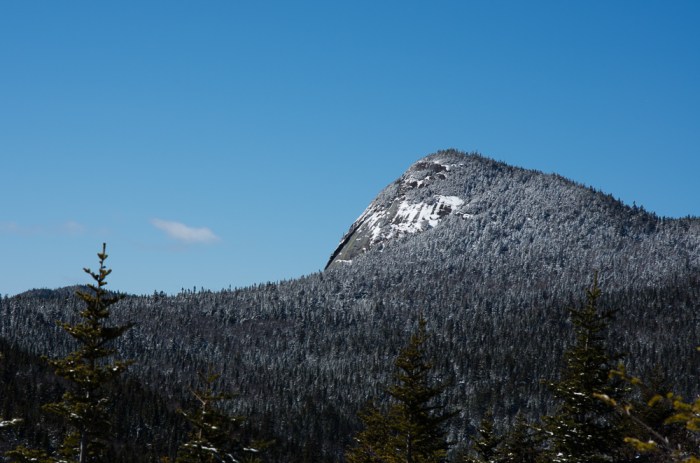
[2,149,699,461]
[328,150,698,280]
[327,153,474,267]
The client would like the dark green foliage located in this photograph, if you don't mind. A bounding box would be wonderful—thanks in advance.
[600,365,700,462]
[2,265,699,461]
[624,367,689,462]
[462,410,502,463]
[346,317,456,463]
[176,370,263,463]
[459,411,542,463]
[0,339,68,456]
[1,335,188,462]
[0,352,22,433]
[5,446,56,463]
[343,403,390,463]
[540,274,627,463]
[497,415,540,463]
[7,244,134,463]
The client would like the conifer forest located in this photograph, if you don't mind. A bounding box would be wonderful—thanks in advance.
[2,151,700,462]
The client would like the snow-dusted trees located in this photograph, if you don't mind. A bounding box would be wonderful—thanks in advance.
[175,370,262,463]
[540,274,627,463]
[346,317,455,463]
[0,353,22,432]
[461,410,502,463]
[8,244,133,463]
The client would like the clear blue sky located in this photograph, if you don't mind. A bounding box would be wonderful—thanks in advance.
[1,1,698,296]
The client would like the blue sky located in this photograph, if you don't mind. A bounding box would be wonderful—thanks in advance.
[1,1,698,296]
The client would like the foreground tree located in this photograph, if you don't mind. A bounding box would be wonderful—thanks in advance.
[175,370,263,463]
[346,317,455,463]
[598,363,700,462]
[0,352,23,432]
[461,412,541,463]
[8,244,134,463]
[462,410,502,463]
[497,414,540,463]
[540,274,628,463]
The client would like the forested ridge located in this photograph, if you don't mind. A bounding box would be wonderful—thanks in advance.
[2,151,699,461]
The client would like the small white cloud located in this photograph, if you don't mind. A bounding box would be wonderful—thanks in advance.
[151,218,220,244]
[60,221,86,235]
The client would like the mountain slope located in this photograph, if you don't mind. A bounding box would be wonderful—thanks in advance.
[328,150,698,289]
[327,153,474,267]
[2,150,699,461]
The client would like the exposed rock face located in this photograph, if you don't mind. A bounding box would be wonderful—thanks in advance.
[327,150,503,268]
[327,149,700,278]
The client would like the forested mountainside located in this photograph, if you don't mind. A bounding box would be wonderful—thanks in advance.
[328,150,698,276]
[0,338,190,461]
[2,150,699,461]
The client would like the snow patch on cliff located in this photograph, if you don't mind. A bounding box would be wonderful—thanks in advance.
[353,195,468,249]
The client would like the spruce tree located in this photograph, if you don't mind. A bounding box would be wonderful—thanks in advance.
[599,364,699,462]
[7,244,133,463]
[462,410,502,463]
[497,414,540,463]
[0,352,22,431]
[175,370,262,463]
[541,274,627,463]
[346,317,455,463]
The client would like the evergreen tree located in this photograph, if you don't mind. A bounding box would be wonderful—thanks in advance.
[540,274,627,463]
[599,364,700,462]
[461,410,502,463]
[345,403,391,463]
[346,317,456,463]
[497,414,540,463]
[7,244,134,463]
[175,370,262,463]
[0,352,22,432]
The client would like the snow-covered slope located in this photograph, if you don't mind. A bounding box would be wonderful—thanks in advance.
[327,152,476,267]
[326,149,700,274]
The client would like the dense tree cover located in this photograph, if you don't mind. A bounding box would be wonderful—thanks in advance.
[174,370,263,463]
[346,317,455,463]
[495,414,540,463]
[461,410,501,463]
[1,151,699,461]
[0,246,186,462]
[3,270,698,461]
[3,273,700,461]
[539,274,628,462]
[7,244,135,462]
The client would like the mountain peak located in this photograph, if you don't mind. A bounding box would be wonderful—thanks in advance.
[326,149,699,272]
[326,150,497,268]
